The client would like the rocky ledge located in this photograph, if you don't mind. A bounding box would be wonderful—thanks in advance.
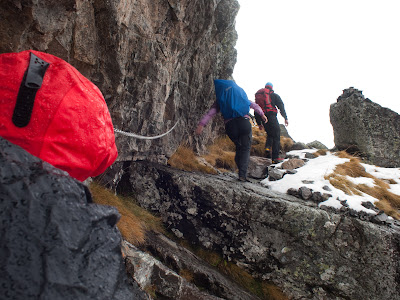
[117,160,400,300]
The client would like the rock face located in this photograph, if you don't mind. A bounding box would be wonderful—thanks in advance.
[122,241,224,300]
[0,0,239,163]
[330,87,400,167]
[123,233,261,300]
[0,137,147,300]
[123,161,400,300]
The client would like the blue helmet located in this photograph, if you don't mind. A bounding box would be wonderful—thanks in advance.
[265,82,273,88]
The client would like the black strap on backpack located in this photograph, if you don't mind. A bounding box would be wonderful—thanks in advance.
[12,52,50,127]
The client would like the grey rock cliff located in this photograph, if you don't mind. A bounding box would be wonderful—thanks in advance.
[0,137,147,300]
[330,87,400,167]
[0,0,239,163]
[122,160,400,300]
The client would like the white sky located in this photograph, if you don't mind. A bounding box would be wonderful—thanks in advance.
[233,0,400,148]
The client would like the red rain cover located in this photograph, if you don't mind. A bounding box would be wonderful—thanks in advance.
[0,50,118,181]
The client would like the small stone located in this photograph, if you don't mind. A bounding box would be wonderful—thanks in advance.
[281,159,305,170]
[268,168,285,181]
[361,201,375,210]
[311,191,323,203]
[322,185,332,191]
[322,193,332,201]
[372,213,389,224]
[305,152,315,159]
[287,188,299,197]
[349,209,359,217]
[299,186,312,200]
[286,170,298,175]
[302,180,314,184]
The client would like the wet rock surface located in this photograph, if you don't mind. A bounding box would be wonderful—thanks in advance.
[123,160,400,300]
[0,137,146,300]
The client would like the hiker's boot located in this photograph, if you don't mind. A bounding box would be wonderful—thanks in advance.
[265,147,271,158]
[272,157,284,164]
[238,177,250,182]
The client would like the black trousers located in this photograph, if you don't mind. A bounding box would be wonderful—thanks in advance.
[263,113,280,160]
[225,117,252,178]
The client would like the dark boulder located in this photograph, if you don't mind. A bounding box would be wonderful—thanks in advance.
[330,87,400,167]
[248,156,271,179]
[0,137,146,300]
[279,124,292,139]
[306,140,328,150]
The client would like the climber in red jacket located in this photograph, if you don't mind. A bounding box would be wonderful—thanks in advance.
[254,82,288,164]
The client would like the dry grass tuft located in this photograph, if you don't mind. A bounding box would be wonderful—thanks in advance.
[280,136,294,152]
[313,149,328,157]
[251,142,267,157]
[144,285,157,298]
[334,159,370,178]
[375,200,400,219]
[251,126,294,157]
[194,247,224,267]
[251,127,267,157]
[203,136,237,172]
[334,150,354,159]
[252,125,266,137]
[324,173,363,196]
[214,152,237,171]
[89,182,164,245]
[209,135,236,152]
[179,269,194,282]
[169,126,294,173]
[261,283,289,300]
[168,144,218,174]
[169,138,237,173]
[325,154,400,219]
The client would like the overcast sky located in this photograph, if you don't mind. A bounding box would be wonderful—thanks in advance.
[233,0,400,148]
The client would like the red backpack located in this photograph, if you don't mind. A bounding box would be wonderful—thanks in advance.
[255,88,277,114]
[0,50,118,181]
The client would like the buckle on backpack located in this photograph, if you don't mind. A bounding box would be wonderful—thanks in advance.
[12,52,50,127]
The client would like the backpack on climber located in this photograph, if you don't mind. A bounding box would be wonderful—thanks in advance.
[0,50,118,181]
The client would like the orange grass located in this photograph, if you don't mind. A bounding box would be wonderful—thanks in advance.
[334,150,354,159]
[313,149,328,157]
[325,154,400,219]
[203,136,237,172]
[251,126,294,157]
[251,126,267,156]
[168,144,218,174]
[168,139,236,173]
[280,136,294,152]
[179,269,194,282]
[170,125,294,174]
[89,182,164,245]
[324,174,363,196]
